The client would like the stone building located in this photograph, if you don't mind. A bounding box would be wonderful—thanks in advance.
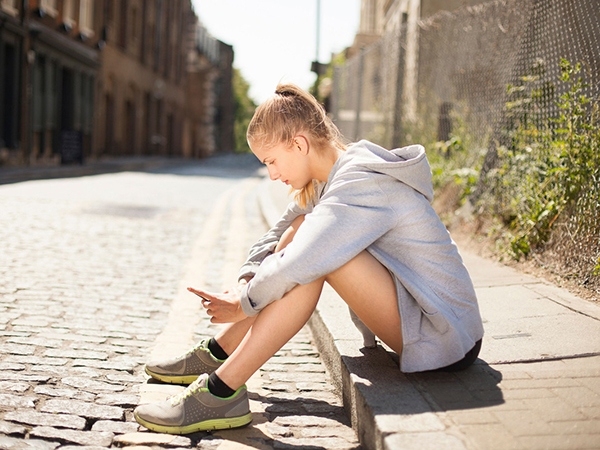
[97,0,190,158]
[0,0,235,168]
[185,22,234,157]
[0,0,101,166]
[97,0,234,159]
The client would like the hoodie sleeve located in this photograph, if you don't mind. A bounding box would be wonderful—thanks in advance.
[237,200,313,281]
[240,169,396,317]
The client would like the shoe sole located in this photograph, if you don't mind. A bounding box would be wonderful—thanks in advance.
[134,411,253,434]
[144,366,202,385]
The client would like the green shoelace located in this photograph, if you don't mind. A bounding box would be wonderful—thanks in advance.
[175,339,207,360]
[170,376,206,406]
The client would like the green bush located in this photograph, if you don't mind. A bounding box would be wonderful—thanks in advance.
[232,69,257,153]
[427,110,486,206]
[485,59,600,260]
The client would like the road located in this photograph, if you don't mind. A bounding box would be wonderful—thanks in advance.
[0,154,359,449]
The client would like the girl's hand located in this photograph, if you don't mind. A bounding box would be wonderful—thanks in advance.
[223,277,249,294]
[187,286,248,324]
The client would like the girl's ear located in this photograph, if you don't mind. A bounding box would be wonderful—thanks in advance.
[293,135,310,156]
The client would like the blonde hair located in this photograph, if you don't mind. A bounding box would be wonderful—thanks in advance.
[247,83,346,208]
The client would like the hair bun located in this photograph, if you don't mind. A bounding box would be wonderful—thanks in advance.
[275,89,295,97]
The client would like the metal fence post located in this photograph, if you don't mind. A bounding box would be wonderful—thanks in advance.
[353,47,365,142]
[332,66,340,123]
[392,22,408,149]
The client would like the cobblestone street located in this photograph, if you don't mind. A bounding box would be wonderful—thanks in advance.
[0,155,360,449]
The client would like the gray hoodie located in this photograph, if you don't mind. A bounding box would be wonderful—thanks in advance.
[239,140,484,372]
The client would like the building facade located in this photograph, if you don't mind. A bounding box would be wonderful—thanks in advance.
[97,0,190,158]
[0,0,101,166]
[0,0,235,168]
[185,21,234,157]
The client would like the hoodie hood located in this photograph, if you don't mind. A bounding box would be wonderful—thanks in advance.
[338,140,434,203]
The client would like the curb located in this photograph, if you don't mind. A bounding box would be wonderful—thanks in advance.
[308,286,454,450]
[256,176,436,450]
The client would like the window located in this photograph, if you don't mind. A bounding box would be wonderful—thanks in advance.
[1,0,19,16]
[40,0,58,17]
[131,7,138,40]
[140,1,148,63]
[118,0,128,49]
[63,0,76,28]
[0,42,19,148]
[147,23,155,67]
[79,0,95,37]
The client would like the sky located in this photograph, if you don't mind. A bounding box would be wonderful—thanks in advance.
[191,0,361,104]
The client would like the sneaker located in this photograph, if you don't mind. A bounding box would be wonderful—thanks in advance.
[134,373,252,434]
[145,339,224,384]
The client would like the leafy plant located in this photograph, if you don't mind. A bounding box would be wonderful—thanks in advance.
[232,68,257,153]
[427,106,486,205]
[485,59,599,260]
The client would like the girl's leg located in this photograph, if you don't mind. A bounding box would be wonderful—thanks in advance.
[212,317,256,356]
[211,215,306,357]
[214,214,402,390]
[215,251,402,391]
[326,250,403,354]
[215,276,325,390]
[135,249,403,434]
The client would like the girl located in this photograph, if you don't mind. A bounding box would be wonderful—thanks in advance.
[134,84,484,435]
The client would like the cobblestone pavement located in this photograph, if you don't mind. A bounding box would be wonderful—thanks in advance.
[0,155,360,449]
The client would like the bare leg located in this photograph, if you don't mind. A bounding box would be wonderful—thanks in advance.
[216,276,324,390]
[213,317,256,356]
[212,215,306,356]
[326,250,403,354]
[275,217,401,353]
[215,215,402,390]
[216,253,402,391]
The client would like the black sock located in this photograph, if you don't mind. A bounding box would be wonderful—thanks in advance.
[208,338,229,360]
[207,372,236,398]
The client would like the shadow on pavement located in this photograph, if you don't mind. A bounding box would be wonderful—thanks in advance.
[0,153,265,185]
[344,346,504,417]
[406,360,504,412]
[180,397,357,450]
[144,153,264,180]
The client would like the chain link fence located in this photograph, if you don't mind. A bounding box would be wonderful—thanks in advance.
[331,0,600,292]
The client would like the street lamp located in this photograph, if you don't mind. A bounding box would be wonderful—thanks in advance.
[311,0,327,76]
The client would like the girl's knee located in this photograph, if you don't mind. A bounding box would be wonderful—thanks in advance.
[290,215,305,229]
[275,215,305,252]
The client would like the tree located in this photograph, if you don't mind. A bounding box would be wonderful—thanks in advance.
[232,68,257,153]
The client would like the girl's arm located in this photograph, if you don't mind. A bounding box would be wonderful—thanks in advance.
[237,200,313,281]
[240,170,397,316]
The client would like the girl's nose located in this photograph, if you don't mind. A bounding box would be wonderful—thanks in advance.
[268,166,280,181]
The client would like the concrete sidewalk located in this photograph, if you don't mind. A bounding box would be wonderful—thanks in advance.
[259,177,600,450]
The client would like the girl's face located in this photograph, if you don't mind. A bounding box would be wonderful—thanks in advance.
[251,138,312,190]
